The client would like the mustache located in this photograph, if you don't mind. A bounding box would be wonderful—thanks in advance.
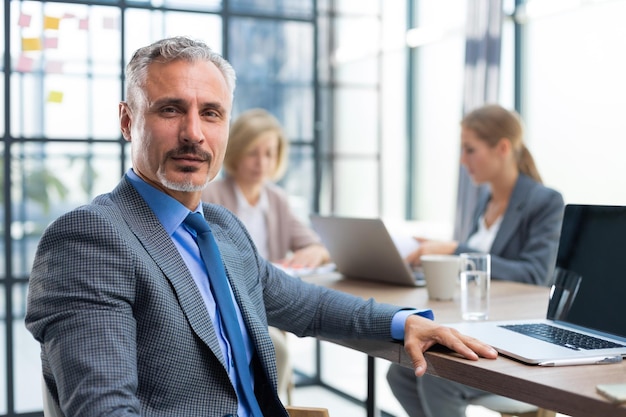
[166,144,212,162]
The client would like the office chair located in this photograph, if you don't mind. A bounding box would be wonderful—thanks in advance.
[285,405,331,417]
[469,394,556,417]
[44,375,329,417]
[42,377,63,417]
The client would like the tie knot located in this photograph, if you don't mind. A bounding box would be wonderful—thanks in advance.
[184,212,211,235]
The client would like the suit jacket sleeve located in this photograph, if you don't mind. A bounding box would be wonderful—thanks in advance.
[205,204,401,340]
[26,180,404,417]
[26,206,142,417]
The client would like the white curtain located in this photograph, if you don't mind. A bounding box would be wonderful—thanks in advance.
[453,0,504,241]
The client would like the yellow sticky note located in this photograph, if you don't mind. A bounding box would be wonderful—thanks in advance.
[47,91,64,103]
[44,16,61,30]
[22,37,42,52]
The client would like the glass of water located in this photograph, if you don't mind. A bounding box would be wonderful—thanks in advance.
[459,253,491,321]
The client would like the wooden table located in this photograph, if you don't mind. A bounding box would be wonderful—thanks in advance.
[303,273,626,417]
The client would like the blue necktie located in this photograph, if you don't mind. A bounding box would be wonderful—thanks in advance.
[184,212,263,417]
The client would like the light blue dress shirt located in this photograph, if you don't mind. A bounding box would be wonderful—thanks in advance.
[126,169,254,417]
[126,169,433,415]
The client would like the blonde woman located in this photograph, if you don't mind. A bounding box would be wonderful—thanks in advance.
[202,108,329,268]
[202,108,330,402]
[406,104,564,285]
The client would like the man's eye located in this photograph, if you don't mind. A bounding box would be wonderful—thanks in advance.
[203,110,220,118]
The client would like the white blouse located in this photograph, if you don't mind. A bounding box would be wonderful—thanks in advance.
[234,185,270,259]
[466,214,503,253]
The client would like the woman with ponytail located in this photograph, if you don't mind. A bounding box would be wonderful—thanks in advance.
[388,104,564,417]
[405,103,564,285]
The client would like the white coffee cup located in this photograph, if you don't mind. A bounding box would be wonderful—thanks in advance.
[420,254,460,301]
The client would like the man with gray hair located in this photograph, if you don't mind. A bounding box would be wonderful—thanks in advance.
[26,36,497,417]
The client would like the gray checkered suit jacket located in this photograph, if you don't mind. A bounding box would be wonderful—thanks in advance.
[26,176,401,417]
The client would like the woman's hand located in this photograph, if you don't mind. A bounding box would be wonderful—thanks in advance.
[279,244,331,269]
[405,238,459,266]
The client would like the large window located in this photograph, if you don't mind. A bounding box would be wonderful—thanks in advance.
[1,1,318,415]
[317,2,382,217]
[521,0,626,206]
[227,15,317,215]
[408,1,467,227]
[7,0,626,415]
[406,0,626,232]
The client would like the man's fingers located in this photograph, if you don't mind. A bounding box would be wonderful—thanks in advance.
[441,328,498,359]
[403,319,499,378]
[465,336,499,359]
[403,341,428,376]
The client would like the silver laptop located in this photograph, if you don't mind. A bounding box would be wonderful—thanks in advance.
[310,215,425,287]
[449,204,626,365]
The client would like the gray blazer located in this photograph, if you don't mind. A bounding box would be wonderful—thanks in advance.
[26,176,401,417]
[455,174,564,286]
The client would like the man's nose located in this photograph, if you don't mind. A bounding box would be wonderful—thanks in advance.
[180,113,204,143]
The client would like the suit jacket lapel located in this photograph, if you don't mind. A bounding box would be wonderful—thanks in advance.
[205,212,275,370]
[490,175,531,254]
[467,189,490,241]
[111,178,228,369]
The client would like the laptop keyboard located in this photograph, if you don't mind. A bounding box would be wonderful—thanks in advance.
[500,323,626,351]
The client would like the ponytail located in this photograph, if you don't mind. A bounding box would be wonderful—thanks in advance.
[517,144,542,184]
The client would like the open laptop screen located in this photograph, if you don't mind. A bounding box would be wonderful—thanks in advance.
[547,205,626,339]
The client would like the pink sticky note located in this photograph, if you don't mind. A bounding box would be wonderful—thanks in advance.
[18,13,31,27]
[16,55,34,72]
[45,60,64,74]
[44,37,59,49]
[102,16,118,30]
[79,18,89,30]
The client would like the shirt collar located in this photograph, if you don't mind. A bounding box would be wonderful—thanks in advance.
[125,169,202,235]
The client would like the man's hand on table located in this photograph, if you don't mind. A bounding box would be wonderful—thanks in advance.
[403,314,499,376]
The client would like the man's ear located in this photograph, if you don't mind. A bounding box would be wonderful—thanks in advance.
[119,102,132,142]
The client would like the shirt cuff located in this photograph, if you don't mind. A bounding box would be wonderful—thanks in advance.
[391,308,435,341]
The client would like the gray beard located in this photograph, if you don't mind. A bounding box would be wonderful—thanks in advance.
[157,169,211,192]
